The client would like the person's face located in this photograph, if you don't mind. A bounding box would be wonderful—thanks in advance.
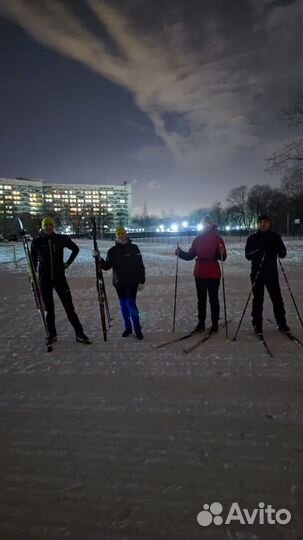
[259,219,270,232]
[43,223,54,235]
[116,231,127,243]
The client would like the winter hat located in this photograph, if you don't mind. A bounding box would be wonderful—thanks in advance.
[41,216,55,228]
[202,215,214,226]
[116,226,127,236]
[258,214,271,222]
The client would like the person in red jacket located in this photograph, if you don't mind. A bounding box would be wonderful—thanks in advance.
[175,216,227,333]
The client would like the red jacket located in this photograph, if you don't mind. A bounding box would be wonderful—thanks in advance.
[178,226,227,279]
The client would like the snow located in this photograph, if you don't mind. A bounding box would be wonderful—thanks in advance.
[0,238,302,539]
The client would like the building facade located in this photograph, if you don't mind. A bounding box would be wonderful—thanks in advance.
[0,177,132,233]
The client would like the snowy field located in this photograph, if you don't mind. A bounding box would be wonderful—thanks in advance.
[0,238,302,540]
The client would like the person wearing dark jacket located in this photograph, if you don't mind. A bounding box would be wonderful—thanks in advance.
[96,226,145,340]
[245,214,289,334]
[175,216,227,333]
[31,217,90,344]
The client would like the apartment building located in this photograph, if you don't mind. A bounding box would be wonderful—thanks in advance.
[0,177,132,231]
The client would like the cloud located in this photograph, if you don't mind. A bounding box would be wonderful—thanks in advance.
[0,0,300,173]
[147,180,160,189]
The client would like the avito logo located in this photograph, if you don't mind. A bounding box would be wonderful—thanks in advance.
[197,502,291,527]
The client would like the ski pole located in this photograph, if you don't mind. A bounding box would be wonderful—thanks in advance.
[173,243,179,333]
[278,258,303,328]
[232,252,266,341]
[219,244,228,340]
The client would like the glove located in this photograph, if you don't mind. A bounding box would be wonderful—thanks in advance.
[92,249,100,259]
[175,247,180,256]
[138,284,145,291]
[64,262,70,270]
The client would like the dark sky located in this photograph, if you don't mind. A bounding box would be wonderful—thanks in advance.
[0,0,301,215]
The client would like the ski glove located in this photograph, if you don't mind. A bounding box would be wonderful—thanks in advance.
[92,249,100,259]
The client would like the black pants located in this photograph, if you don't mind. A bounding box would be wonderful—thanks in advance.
[39,276,83,337]
[251,273,286,326]
[195,278,220,324]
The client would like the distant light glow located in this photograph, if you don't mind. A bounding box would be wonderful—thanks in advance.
[171,223,179,232]
[197,223,204,231]
[182,220,188,228]
[225,225,230,231]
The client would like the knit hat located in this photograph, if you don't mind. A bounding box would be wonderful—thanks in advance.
[41,216,55,229]
[258,214,271,222]
[116,226,127,236]
[202,215,214,226]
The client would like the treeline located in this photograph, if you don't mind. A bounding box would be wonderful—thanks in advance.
[132,176,303,234]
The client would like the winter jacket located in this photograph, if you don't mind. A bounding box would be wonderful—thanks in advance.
[31,231,79,280]
[178,225,227,279]
[101,240,145,287]
[245,230,286,277]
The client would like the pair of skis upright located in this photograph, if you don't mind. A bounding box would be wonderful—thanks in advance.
[17,218,53,353]
[91,216,111,341]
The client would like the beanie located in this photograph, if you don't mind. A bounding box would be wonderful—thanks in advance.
[41,217,55,229]
[258,214,271,222]
[116,226,127,236]
[202,215,214,226]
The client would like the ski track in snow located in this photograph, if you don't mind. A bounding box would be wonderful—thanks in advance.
[0,239,302,540]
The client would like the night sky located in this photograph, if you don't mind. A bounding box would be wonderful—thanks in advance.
[0,0,301,215]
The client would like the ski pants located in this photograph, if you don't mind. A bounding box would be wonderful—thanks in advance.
[251,273,286,327]
[39,275,83,337]
[115,285,141,332]
[195,278,220,324]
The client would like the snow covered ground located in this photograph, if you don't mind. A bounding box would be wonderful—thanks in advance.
[0,238,302,540]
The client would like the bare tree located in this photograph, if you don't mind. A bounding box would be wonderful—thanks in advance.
[210,201,224,226]
[247,184,274,218]
[266,95,303,184]
[226,185,252,229]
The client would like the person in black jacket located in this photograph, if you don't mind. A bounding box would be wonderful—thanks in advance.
[245,215,289,334]
[95,226,145,340]
[31,217,90,344]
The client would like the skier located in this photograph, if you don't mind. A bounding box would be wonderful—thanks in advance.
[175,216,227,333]
[31,217,90,344]
[93,226,145,340]
[245,214,289,334]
